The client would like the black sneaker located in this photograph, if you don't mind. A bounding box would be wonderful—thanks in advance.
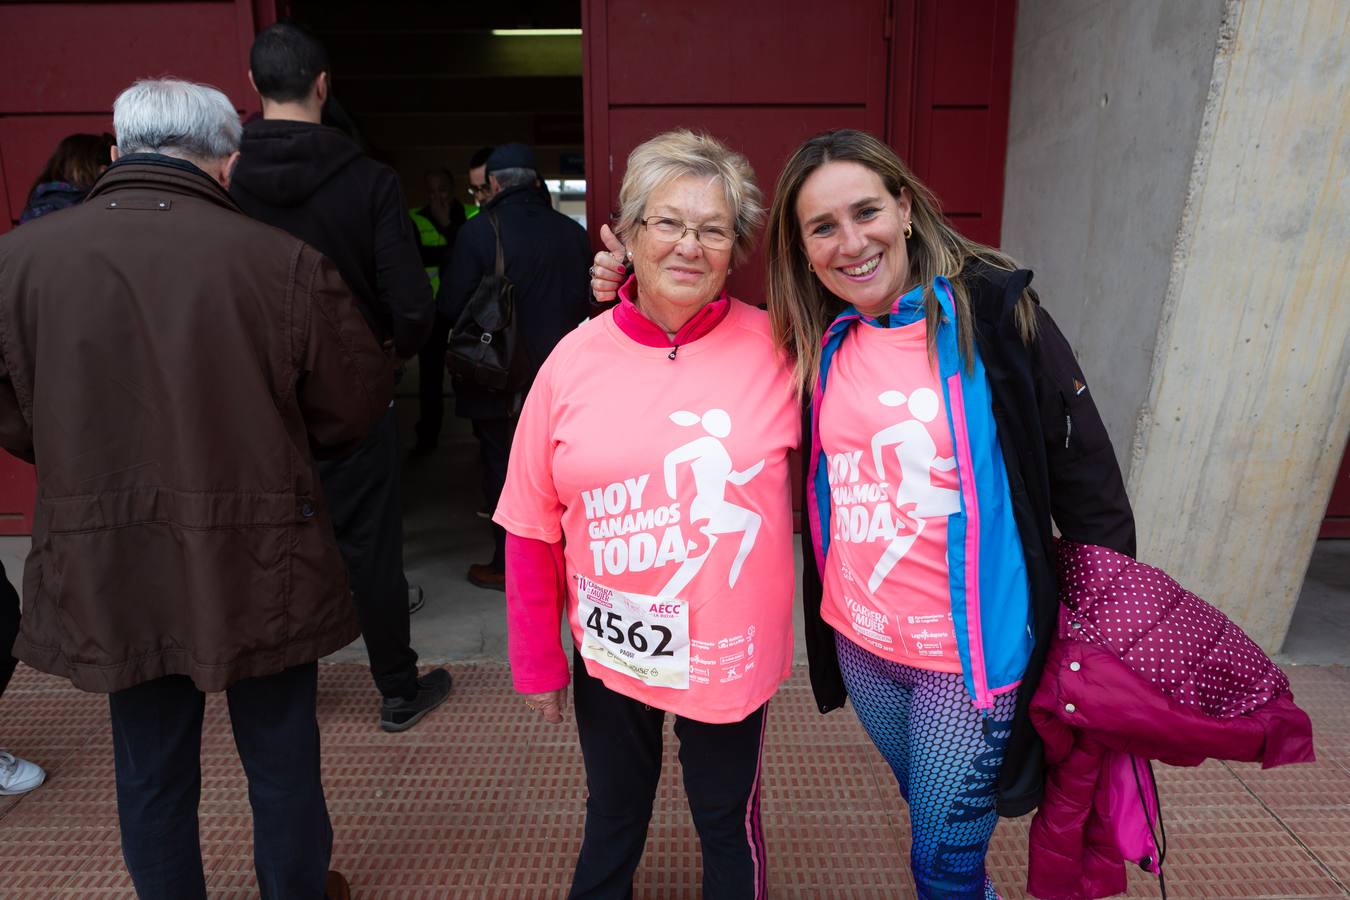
[380,668,452,733]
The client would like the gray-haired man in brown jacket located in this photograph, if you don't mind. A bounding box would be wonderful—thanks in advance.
[0,78,384,900]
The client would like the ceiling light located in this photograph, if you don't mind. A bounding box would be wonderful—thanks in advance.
[490,28,582,37]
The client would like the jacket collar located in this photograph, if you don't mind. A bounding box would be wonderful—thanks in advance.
[86,156,241,213]
[485,183,546,210]
[611,273,731,348]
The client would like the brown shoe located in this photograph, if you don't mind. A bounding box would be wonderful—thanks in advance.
[325,870,351,900]
[467,563,505,592]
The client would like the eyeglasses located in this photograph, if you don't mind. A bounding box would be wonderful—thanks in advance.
[467,184,490,199]
[639,216,735,250]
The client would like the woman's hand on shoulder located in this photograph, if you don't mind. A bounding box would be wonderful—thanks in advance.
[590,224,628,303]
[520,687,568,724]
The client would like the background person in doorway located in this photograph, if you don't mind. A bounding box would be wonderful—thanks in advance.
[440,141,591,591]
[18,132,114,223]
[231,21,451,733]
[410,168,466,455]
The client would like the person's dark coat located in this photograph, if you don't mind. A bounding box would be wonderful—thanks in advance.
[19,181,88,224]
[801,262,1137,817]
[438,184,592,419]
[0,157,393,694]
[230,118,433,358]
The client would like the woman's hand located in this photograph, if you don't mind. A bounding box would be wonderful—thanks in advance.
[589,224,628,303]
[521,687,567,724]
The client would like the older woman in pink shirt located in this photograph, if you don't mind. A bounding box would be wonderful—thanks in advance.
[494,130,798,899]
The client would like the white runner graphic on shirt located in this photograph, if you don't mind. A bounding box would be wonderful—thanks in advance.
[866,388,961,592]
[655,409,764,600]
[576,574,690,689]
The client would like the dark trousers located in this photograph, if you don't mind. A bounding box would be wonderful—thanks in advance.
[471,415,514,572]
[318,403,419,700]
[569,652,768,900]
[0,562,19,697]
[109,663,331,900]
[414,313,452,449]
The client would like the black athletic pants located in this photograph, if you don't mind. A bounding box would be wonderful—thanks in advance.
[318,403,419,700]
[0,561,19,697]
[568,650,768,900]
[471,415,514,572]
[109,663,330,899]
[414,313,452,449]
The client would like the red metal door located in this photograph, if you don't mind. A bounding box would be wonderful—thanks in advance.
[582,0,892,303]
[0,0,272,534]
[1322,441,1350,539]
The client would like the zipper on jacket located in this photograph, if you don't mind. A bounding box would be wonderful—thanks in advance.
[1065,413,1072,449]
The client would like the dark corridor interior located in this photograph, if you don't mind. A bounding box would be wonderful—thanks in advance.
[283,0,585,219]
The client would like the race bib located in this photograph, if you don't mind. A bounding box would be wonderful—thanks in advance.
[576,574,690,689]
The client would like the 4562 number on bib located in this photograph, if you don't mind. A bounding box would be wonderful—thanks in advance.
[576,575,690,689]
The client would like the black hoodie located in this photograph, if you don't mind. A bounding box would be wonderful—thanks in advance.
[231,119,433,358]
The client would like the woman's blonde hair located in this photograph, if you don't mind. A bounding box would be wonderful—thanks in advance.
[614,129,764,266]
[765,129,1037,396]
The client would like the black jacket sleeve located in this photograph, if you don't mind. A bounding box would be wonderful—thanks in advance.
[1032,307,1137,556]
[438,216,491,326]
[799,395,849,714]
[371,170,434,358]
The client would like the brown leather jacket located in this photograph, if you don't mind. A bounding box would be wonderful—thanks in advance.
[0,158,392,693]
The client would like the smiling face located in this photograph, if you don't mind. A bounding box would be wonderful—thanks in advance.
[630,175,735,330]
[796,160,913,317]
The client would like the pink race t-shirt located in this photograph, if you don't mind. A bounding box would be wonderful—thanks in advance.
[818,318,962,671]
[494,299,799,723]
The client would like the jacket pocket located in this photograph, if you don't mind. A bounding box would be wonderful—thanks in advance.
[1057,388,1112,461]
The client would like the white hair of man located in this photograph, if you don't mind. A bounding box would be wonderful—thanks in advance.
[113,79,242,162]
[490,166,537,190]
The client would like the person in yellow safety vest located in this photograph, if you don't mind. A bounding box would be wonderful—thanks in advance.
[409,169,464,295]
[410,168,465,454]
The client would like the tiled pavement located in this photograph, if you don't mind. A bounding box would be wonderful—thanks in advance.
[1,662,1348,899]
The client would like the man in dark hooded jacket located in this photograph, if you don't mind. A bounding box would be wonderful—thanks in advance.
[231,22,449,733]
[440,143,591,591]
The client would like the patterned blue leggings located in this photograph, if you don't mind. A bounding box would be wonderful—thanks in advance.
[835,631,1015,900]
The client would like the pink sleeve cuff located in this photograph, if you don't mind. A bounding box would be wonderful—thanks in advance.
[505,533,571,693]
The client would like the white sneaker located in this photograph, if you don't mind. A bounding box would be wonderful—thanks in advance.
[0,750,45,796]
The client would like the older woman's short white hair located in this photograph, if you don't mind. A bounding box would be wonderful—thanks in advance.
[615,130,764,265]
[113,79,242,161]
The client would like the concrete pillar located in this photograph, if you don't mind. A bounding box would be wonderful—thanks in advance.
[1003,0,1350,650]
[1128,0,1350,650]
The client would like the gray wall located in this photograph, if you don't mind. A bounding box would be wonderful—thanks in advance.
[999,0,1228,475]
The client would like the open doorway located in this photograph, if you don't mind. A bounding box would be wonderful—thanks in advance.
[285,0,585,222]
[278,0,586,655]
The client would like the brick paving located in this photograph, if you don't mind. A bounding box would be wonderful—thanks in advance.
[1,661,1347,898]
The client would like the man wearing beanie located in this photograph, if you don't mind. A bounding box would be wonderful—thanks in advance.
[440,143,591,590]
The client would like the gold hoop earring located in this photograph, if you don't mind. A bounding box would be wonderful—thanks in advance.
[807,262,815,273]
[904,222,914,240]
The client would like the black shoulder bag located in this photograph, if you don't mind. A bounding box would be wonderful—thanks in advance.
[446,210,528,392]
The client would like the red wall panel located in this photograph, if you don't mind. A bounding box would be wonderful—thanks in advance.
[0,3,257,114]
[604,0,883,107]
[904,0,1016,245]
[585,0,891,302]
[1322,440,1350,539]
